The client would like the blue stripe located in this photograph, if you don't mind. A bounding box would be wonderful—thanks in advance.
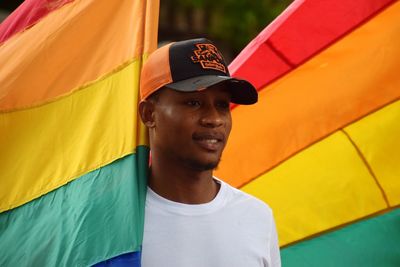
[93,251,141,267]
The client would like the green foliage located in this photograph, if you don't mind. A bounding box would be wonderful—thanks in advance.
[177,0,293,52]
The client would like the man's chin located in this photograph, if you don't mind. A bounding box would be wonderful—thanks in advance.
[183,158,220,172]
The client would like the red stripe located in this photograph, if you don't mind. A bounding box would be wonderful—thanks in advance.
[229,0,396,91]
[0,0,73,45]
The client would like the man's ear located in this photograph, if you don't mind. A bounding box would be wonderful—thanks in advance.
[139,100,156,128]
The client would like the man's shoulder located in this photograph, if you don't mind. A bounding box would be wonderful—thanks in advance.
[217,178,273,217]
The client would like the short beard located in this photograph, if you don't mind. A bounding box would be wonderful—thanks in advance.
[182,157,220,172]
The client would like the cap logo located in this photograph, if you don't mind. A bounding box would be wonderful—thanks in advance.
[190,43,227,73]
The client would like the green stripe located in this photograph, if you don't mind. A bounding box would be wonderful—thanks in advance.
[281,208,400,267]
[0,147,149,267]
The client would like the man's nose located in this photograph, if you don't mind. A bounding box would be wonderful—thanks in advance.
[199,106,224,128]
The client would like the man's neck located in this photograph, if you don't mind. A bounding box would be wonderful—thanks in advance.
[148,157,220,204]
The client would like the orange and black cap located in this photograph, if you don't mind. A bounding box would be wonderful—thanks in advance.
[140,38,258,105]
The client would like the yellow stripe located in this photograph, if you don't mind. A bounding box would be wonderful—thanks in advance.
[345,100,400,206]
[216,1,400,187]
[241,130,388,246]
[0,60,141,212]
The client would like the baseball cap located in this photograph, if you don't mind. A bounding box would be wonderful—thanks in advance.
[140,38,258,105]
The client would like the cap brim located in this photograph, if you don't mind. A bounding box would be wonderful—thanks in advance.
[165,75,258,105]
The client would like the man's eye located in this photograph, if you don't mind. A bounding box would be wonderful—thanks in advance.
[186,100,201,106]
[217,101,230,110]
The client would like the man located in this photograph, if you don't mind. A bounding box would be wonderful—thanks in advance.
[139,38,281,267]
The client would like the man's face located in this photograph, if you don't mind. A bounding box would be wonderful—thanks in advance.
[149,84,232,171]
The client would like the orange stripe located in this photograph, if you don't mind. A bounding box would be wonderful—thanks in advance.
[0,0,145,112]
[143,0,160,55]
[216,1,400,187]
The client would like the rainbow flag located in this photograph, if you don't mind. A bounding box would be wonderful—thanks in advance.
[216,0,400,265]
[0,0,159,266]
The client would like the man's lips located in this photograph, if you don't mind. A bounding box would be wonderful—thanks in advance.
[192,132,225,151]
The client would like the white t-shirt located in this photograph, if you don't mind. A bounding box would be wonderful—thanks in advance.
[141,179,281,267]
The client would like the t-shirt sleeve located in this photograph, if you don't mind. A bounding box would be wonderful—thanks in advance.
[269,213,281,267]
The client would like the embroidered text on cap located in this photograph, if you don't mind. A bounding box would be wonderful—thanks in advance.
[190,43,227,73]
